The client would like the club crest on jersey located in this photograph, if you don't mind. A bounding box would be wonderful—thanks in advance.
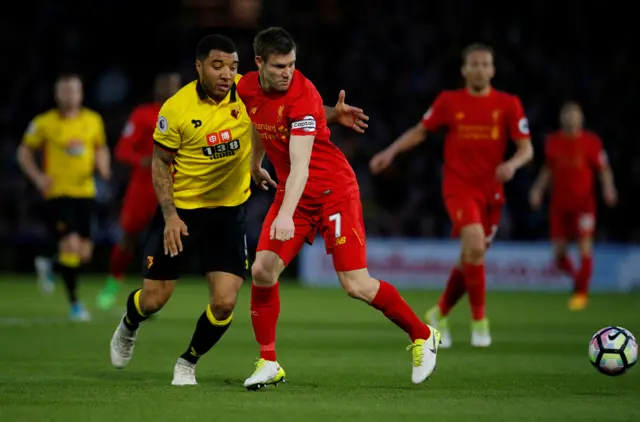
[251,107,257,115]
[230,107,241,120]
[277,105,285,122]
[518,117,530,135]
[65,139,86,156]
[203,128,241,160]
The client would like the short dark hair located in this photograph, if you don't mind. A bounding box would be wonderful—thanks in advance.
[56,72,82,83]
[196,35,237,61]
[561,101,582,113]
[461,43,494,63]
[253,27,296,61]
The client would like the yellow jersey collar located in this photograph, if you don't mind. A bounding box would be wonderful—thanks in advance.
[196,80,237,105]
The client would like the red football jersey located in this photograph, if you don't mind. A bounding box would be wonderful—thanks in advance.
[237,70,358,204]
[421,88,530,200]
[545,130,607,210]
[115,102,161,187]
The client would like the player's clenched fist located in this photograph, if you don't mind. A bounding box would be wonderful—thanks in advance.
[369,149,396,174]
[164,215,189,257]
[270,213,295,241]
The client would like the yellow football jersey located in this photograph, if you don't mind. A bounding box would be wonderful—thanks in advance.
[22,108,106,199]
[153,75,251,209]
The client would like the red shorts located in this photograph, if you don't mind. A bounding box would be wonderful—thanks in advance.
[550,204,596,240]
[257,191,367,272]
[444,193,502,243]
[120,183,157,234]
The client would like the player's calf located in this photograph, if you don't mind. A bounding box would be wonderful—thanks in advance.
[336,268,380,302]
[175,272,241,386]
[56,234,90,321]
[460,224,491,345]
[98,233,137,311]
[244,251,286,389]
[553,240,575,277]
[111,280,175,369]
[570,237,594,311]
[336,268,440,384]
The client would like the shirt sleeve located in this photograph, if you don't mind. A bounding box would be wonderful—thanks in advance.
[590,134,608,171]
[508,96,530,141]
[420,93,448,131]
[287,85,322,136]
[153,100,181,151]
[22,116,46,149]
[94,114,107,147]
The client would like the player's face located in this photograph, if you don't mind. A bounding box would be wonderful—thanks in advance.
[461,51,495,91]
[55,78,83,110]
[560,105,584,131]
[196,50,239,100]
[155,73,181,101]
[256,50,296,92]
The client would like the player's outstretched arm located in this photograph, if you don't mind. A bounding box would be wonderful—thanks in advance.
[281,135,313,215]
[529,165,551,209]
[496,138,534,183]
[16,144,51,194]
[95,145,112,180]
[270,135,314,241]
[323,90,369,133]
[152,145,178,220]
[152,145,188,256]
[250,125,277,191]
[369,123,428,174]
[599,162,618,207]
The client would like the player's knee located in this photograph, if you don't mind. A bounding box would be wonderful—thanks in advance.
[210,298,236,321]
[60,234,81,253]
[140,280,175,313]
[553,241,568,259]
[461,229,485,264]
[337,269,378,302]
[251,261,278,287]
[578,237,593,256]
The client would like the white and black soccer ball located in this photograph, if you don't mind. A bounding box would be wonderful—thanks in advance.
[588,326,638,376]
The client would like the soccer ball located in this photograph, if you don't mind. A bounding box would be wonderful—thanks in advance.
[588,326,638,376]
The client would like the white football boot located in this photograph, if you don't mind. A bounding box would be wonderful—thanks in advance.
[425,305,452,348]
[471,318,492,348]
[408,325,441,384]
[110,317,138,369]
[171,358,197,386]
[243,358,286,390]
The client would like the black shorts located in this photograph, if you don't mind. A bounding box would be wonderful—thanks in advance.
[46,197,95,240]
[142,204,248,280]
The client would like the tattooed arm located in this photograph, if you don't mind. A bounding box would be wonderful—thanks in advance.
[152,145,177,220]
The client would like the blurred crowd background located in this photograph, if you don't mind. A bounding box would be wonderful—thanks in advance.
[0,0,637,271]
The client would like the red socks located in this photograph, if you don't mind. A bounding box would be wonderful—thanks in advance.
[462,263,486,321]
[556,254,575,277]
[251,282,280,361]
[574,255,593,295]
[109,244,134,280]
[438,267,466,316]
[371,280,431,342]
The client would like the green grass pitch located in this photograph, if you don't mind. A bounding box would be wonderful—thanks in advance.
[0,275,639,421]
